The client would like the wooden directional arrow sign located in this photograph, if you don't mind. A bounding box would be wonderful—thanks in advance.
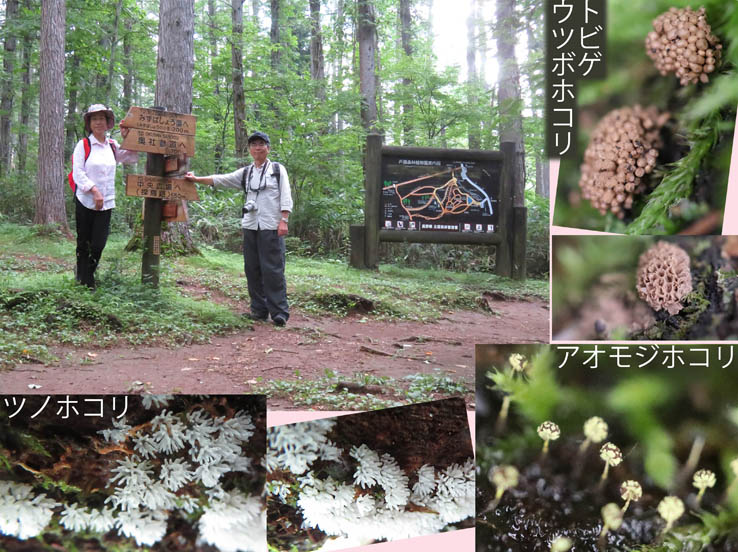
[120,106,196,156]
[126,174,200,201]
[121,106,196,135]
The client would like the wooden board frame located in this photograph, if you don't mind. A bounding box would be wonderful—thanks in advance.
[359,135,527,279]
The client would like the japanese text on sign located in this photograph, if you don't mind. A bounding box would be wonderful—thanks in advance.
[123,128,196,156]
[121,106,196,136]
[125,174,200,201]
[546,0,606,158]
[120,107,197,155]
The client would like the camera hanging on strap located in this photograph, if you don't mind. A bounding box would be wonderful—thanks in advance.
[239,161,282,217]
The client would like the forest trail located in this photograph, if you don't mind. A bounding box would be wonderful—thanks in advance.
[2,298,548,407]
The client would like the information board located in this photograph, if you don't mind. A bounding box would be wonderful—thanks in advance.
[380,155,502,233]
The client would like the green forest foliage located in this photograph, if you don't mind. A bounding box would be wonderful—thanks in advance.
[0,0,548,275]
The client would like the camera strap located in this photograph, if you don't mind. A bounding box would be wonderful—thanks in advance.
[241,161,268,210]
[240,160,281,200]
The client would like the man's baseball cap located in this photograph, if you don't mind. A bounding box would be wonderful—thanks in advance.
[247,131,270,145]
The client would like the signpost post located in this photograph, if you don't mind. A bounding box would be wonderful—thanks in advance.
[121,106,197,287]
[141,150,164,286]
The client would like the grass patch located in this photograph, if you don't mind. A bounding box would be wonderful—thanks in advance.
[252,368,471,410]
[286,257,547,321]
[0,272,248,367]
[174,245,546,321]
[0,228,248,368]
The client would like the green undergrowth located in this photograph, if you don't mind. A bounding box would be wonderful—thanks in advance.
[0,271,247,367]
[252,368,470,410]
[636,508,738,551]
[625,112,721,235]
[183,245,547,321]
[0,222,545,368]
[0,225,248,368]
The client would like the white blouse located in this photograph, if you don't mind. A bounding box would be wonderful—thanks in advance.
[73,134,138,211]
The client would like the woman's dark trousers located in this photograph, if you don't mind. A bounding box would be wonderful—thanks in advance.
[75,196,111,289]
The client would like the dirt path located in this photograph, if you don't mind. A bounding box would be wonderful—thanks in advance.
[2,299,548,406]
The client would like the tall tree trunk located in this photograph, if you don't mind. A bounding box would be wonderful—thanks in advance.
[219,92,233,174]
[350,2,358,97]
[524,2,547,198]
[399,0,413,145]
[122,18,133,111]
[374,14,382,128]
[478,0,488,86]
[0,0,20,176]
[155,0,195,133]
[34,0,67,229]
[358,0,378,132]
[478,0,491,148]
[208,0,218,75]
[95,35,109,92]
[104,0,123,105]
[270,0,281,70]
[65,56,80,160]
[16,0,32,174]
[209,0,223,171]
[333,0,346,133]
[232,0,247,162]
[496,0,525,207]
[488,84,498,149]
[466,0,480,149]
[535,157,549,198]
[309,0,326,101]
[156,0,196,252]
[119,17,134,199]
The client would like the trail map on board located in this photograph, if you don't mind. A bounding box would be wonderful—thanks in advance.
[380,156,501,233]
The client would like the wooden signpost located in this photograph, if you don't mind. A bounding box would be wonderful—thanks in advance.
[125,174,199,201]
[120,106,196,156]
[123,106,198,287]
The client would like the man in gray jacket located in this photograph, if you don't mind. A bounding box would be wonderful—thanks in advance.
[186,132,293,326]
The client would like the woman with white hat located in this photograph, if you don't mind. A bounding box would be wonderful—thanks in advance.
[72,104,138,289]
